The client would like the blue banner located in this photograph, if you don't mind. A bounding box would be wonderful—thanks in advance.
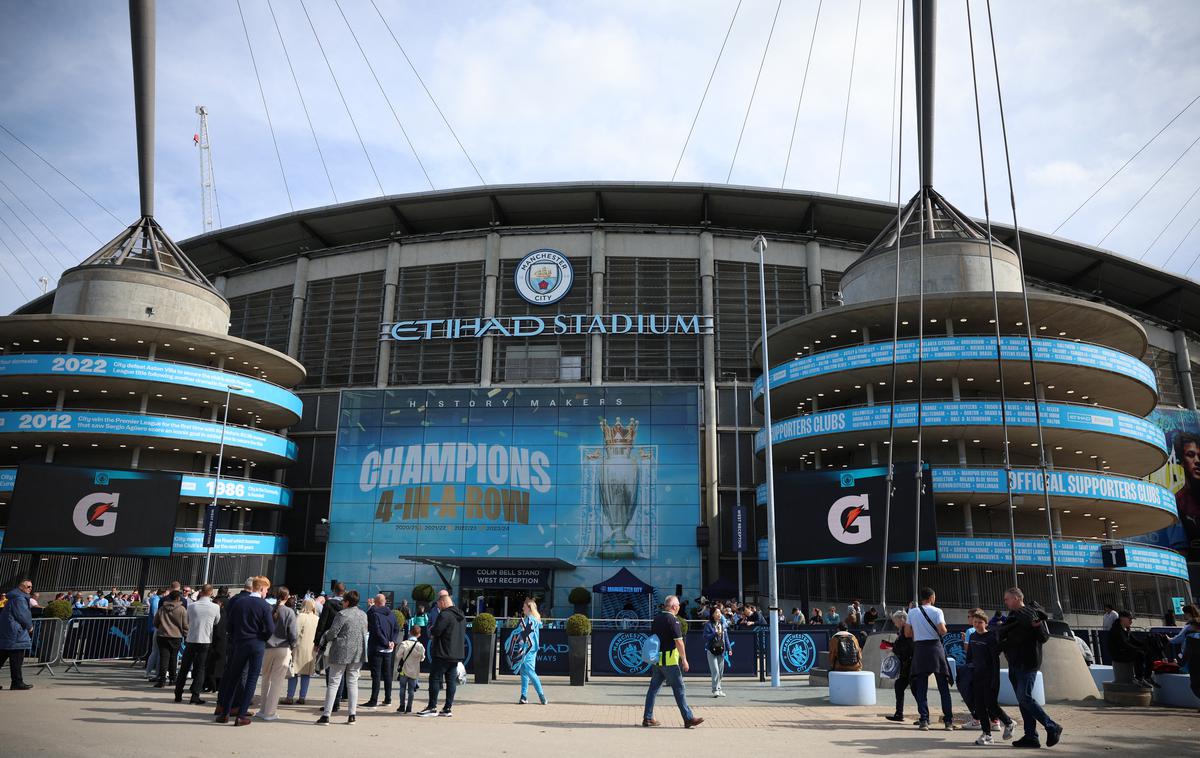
[171,531,288,555]
[931,467,1177,515]
[0,354,302,418]
[936,536,1188,580]
[753,337,1156,397]
[326,386,703,614]
[0,529,288,556]
[0,468,290,508]
[0,410,297,460]
[757,401,1166,454]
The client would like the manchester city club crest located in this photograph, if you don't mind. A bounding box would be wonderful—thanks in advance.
[514,248,573,305]
[779,633,817,673]
[608,632,650,675]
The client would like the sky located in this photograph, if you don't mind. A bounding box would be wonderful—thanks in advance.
[1,0,1199,314]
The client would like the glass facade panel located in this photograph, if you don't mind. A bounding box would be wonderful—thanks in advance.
[390,262,485,385]
[1143,346,1183,407]
[603,257,702,382]
[714,262,808,380]
[492,257,591,383]
[227,285,292,354]
[299,271,384,389]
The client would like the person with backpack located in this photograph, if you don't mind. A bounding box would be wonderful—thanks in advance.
[965,609,1014,745]
[513,598,547,705]
[829,622,863,672]
[702,606,730,697]
[997,587,1062,749]
[642,595,703,728]
[394,624,426,713]
[905,587,957,731]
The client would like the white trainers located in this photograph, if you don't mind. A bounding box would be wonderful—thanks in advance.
[975,734,994,746]
[716,690,726,697]
[1001,722,1014,741]
[967,719,981,728]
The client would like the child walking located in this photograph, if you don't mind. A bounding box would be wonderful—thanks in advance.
[965,609,1014,745]
[394,624,425,714]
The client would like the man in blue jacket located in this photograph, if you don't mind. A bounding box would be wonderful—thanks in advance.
[363,593,400,708]
[215,577,275,726]
[0,577,35,690]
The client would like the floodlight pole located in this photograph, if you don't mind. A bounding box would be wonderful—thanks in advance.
[203,384,244,584]
[754,235,781,687]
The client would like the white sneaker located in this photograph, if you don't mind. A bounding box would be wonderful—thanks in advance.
[717,690,726,697]
[967,719,981,728]
[1001,722,1014,741]
[258,713,279,722]
[416,707,439,718]
[975,734,994,746]
[712,692,720,698]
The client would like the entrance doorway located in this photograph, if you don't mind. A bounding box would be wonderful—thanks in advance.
[463,588,546,619]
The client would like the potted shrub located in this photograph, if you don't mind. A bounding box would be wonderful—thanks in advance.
[676,615,690,635]
[566,613,591,686]
[472,612,497,684]
[568,587,592,616]
[393,610,407,634]
[412,584,435,604]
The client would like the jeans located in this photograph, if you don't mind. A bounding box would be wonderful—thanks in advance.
[971,676,1011,735]
[323,663,361,717]
[706,651,725,693]
[145,631,159,677]
[1008,665,1057,740]
[892,673,911,716]
[0,648,26,686]
[911,672,953,724]
[174,642,210,699]
[643,664,694,722]
[326,665,347,710]
[155,637,182,685]
[368,650,393,703]
[286,674,311,700]
[427,658,458,711]
[397,676,419,712]
[519,655,545,702]
[259,646,292,718]
[216,640,265,717]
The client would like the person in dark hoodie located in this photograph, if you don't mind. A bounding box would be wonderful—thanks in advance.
[1108,610,1155,687]
[966,609,1014,745]
[363,593,400,708]
[416,589,465,717]
[215,576,275,726]
[997,587,1062,749]
[153,590,188,688]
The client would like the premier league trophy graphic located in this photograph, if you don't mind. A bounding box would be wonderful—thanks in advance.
[580,417,656,560]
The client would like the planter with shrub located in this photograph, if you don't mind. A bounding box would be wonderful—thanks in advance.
[568,587,592,616]
[472,612,497,684]
[566,613,591,686]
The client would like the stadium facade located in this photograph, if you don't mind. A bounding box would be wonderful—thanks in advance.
[1,181,1197,623]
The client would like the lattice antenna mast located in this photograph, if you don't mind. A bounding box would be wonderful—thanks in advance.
[194,105,219,231]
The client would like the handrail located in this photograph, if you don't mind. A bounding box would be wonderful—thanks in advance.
[0,349,295,392]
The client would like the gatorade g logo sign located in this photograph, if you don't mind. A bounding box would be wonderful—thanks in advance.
[72,492,120,537]
[770,465,936,565]
[4,463,181,556]
[828,494,871,545]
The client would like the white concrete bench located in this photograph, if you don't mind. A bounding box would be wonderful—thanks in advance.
[1152,673,1200,708]
[829,671,876,705]
[1089,664,1113,690]
[998,669,1045,706]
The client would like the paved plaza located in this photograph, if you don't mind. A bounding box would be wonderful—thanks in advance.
[1,664,1196,756]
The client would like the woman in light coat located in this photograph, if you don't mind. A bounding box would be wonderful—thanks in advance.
[316,590,367,725]
[284,598,320,705]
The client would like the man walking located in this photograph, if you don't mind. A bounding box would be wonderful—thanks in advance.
[417,590,464,718]
[0,577,35,690]
[215,576,275,726]
[642,595,703,728]
[998,587,1063,748]
[175,584,220,704]
[363,593,399,708]
[907,587,957,731]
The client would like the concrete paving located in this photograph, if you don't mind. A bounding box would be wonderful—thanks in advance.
[0,663,1196,756]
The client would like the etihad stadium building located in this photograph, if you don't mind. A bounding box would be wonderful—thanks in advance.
[1,181,1197,623]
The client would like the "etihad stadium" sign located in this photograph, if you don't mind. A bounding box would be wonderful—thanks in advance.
[381,313,714,342]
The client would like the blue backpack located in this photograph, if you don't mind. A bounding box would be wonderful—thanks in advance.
[640,634,661,665]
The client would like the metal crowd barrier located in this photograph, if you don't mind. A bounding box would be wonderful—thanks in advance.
[60,614,153,673]
[29,617,65,677]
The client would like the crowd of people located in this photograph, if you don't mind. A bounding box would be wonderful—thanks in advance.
[1,574,1197,739]
[690,597,881,629]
